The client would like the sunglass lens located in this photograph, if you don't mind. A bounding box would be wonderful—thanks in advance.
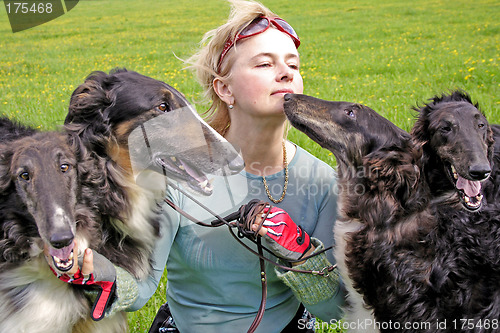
[274,18,298,38]
[240,17,269,36]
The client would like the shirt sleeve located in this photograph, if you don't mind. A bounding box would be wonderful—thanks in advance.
[126,190,181,311]
[309,169,347,320]
[309,173,338,265]
[282,158,346,321]
[275,238,346,321]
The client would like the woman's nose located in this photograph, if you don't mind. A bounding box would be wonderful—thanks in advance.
[277,63,294,82]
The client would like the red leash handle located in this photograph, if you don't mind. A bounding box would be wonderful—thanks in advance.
[261,206,312,261]
[164,196,335,332]
[49,251,117,321]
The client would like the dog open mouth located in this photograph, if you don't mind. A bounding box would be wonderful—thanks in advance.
[156,156,213,195]
[48,242,75,272]
[449,165,483,211]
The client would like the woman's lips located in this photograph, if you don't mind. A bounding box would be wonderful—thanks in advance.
[272,89,294,96]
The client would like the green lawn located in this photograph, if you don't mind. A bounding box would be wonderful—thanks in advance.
[0,0,498,332]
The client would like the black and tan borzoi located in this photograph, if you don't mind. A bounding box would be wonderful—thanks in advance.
[0,69,242,333]
[284,91,500,332]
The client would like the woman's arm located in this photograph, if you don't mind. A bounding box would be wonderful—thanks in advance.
[127,195,182,311]
[277,171,346,321]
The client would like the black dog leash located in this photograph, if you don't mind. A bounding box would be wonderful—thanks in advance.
[161,186,269,333]
[141,124,335,332]
[162,181,336,333]
[162,179,335,274]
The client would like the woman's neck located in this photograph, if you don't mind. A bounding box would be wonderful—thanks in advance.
[225,116,294,176]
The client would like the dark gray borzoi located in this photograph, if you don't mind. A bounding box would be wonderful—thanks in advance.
[284,91,500,333]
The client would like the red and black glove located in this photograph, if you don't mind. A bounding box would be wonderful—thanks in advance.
[261,206,312,261]
[50,250,116,321]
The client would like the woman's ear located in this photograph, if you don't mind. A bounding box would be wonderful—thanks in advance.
[213,78,234,106]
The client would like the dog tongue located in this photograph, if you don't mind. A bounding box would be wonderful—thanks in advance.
[180,159,207,184]
[49,241,74,261]
[456,176,481,197]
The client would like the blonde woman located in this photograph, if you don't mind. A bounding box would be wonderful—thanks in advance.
[51,1,345,332]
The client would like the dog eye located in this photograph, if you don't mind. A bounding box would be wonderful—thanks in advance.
[19,172,30,181]
[158,103,169,112]
[60,164,70,173]
[344,109,356,119]
[478,123,485,129]
[440,126,452,133]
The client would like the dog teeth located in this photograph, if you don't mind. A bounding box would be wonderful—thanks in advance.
[464,194,483,208]
[200,178,213,193]
[451,165,458,180]
[200,179,213,192]
[53,250,74,271]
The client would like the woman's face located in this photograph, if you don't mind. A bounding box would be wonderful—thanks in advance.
[226,28,304,117]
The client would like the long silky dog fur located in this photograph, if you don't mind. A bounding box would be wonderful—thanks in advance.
[0,68,220,332]
[284,91,499,333]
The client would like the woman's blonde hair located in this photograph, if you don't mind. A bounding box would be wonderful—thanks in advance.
[186,0,277,136]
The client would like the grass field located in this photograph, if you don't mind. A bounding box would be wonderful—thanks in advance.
[0,0,498,332]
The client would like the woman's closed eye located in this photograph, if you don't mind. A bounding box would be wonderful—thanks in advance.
[256,62,272,68]
[255,61,299,70]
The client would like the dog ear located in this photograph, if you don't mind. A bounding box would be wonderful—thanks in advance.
[66,71,113,125]
[65,71,117,156]
[67,130,129,222]
[411,104,430,146]
[0,144,13,193]
[366,147,421,207]
[486,124,495,164]
[64,71,131,219]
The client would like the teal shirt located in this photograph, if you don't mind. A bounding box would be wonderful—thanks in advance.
[129,145,344,332]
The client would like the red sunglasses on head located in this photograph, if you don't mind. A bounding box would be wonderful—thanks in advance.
[217,16,300,71]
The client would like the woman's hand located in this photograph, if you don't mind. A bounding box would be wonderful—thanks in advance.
[44,242,116,321]
[44,240,94,277]
[251,205,315,265]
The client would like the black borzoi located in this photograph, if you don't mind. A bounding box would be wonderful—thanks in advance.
[284,91,500,333]
[0,69,242,333]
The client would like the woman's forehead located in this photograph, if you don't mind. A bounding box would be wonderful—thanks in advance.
[233,28,299,60]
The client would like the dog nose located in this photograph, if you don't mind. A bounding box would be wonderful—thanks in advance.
[228,154,245,173]
[469,164,491,181]
[50,231,74,249]
[284,93,292,101]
